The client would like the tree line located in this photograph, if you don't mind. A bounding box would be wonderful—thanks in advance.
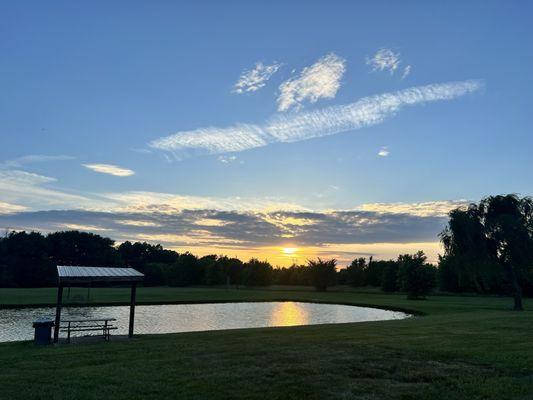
[1,194,531,305]
[0,229,426,297]
[339,252,437,299]
[0,230,332,289]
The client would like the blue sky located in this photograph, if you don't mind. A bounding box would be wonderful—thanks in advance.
[1,1,532,265]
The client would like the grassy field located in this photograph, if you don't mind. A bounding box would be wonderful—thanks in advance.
[0,287,532,399]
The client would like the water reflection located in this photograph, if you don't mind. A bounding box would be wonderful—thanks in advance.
[270,302,309,326]
[0,302,410,342]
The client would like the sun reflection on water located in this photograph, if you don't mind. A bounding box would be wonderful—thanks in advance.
[270,302,309,326]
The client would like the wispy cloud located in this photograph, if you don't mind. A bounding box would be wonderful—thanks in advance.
[0,169,57,185]
[277,53,346,111]
[1,154,74,168]
[0,201,27,215]
[366,48,401,74]
[378,147,390,157]
[103,191,306,214]
[150,79,483,158]
[0,169,92,210]
[233,62,281,94]
[359,200,470,217]
[218,155,237,164]
[401,65,411,79]
[83,164,135,177]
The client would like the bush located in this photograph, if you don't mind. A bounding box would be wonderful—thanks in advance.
[397,252,437,299]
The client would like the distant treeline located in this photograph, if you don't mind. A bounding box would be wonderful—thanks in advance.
[1,195,531,303]
[0,230,434,298]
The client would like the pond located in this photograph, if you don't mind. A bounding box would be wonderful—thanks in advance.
[0,302,410,342]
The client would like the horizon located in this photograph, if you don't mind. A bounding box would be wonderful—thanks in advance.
[1,1,532,266]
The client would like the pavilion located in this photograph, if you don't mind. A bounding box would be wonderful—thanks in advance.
[54,266,144,343]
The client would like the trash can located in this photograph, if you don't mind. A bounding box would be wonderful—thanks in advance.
[32,318,54,345]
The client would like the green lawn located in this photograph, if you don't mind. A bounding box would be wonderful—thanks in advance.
[0,287,532,399]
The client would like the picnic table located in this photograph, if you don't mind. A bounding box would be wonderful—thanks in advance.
[60,317,117,343]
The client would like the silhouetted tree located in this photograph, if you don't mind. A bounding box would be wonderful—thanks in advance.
[143,262,169,286]
[365,256,384,286]
[168,252,200,286]
[47,231,121,267]
[380,261,400,292]
[217,256,244,286]
[0,231,54,287]
[397,251,436,299]
[242,259,272,286]
[441,195,533,310]
[198,255,220,285]
[118,241,178,272]
[272,264,312,286]
[345,258,367,287]
[308,258,337,291]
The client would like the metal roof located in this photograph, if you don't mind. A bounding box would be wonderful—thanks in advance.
[57,266,144,283]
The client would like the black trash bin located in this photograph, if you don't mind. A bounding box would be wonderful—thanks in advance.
[32,318,54,345]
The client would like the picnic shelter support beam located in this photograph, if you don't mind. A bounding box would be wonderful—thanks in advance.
[53,283,63,343]
[129,283,137,338]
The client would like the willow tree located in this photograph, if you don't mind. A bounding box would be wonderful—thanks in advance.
[441,194,533,310]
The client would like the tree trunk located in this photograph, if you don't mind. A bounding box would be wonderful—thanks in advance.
[513,289,523,311]
[505,264,523,311]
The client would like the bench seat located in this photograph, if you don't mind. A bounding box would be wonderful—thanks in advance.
[60,318,117,342]
[61,327,118,333]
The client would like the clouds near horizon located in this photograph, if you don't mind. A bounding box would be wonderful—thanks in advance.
[0,206,448,261]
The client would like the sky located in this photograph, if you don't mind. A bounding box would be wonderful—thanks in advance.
[1,1,532,266]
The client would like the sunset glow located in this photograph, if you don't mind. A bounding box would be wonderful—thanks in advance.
[282,247,298,255]
[1,1,529,270]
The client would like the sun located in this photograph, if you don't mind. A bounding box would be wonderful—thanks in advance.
[282,247,298,255]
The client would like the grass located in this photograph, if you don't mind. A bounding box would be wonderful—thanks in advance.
[0,287,532,399]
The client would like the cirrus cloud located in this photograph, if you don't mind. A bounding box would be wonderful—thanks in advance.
[359,200,470,217]
[150,79,483,159]
[0,154,74,168]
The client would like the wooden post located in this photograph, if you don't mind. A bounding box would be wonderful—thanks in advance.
[53,283,63,343]
[128,283,137,338]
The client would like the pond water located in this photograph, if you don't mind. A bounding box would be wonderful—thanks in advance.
[0,302,410,342]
